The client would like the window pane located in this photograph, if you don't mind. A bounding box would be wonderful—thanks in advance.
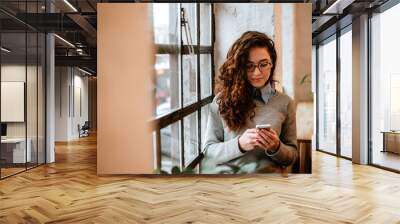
[182,3,197,45]
[390,75,400,127]
[200,54,212,99]
[340,29,352,158]
[152,3,181,116]
[183,54,197,106]
[155,54,180,116]
[201,105,210,148]
[200,3,212,46]
[184,112,198,167]
[152,131,157,169]
[182,3,198,107]
[371,5,400,171]
[317,37,337,154]
[26,0,40,167]
[160,121,181,173]
[152,3,180,45]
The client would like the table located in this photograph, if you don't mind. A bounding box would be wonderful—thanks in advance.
[381,131,400,154]
[1,138,32,164]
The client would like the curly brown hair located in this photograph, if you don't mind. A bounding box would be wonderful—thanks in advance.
[215,31,277,132]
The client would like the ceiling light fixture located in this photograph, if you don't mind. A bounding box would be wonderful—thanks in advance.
[63,0,78,12]
[1,47,11,53]
[54,34,75,48]
[322,0,354,15]
[78,67,93,76]
[76,48,85,56]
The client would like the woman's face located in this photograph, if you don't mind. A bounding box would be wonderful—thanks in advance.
[245,47,273,88]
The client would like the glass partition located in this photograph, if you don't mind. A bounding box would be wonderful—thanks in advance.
[0,3,46,179]
[339,28,352,158]
[317,36,337,155]
[1,31,28,177]
[38,32,46,165]
[27,30,38,169]
[371,4,400,171]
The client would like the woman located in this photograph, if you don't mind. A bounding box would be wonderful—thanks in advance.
[201,31,297,174]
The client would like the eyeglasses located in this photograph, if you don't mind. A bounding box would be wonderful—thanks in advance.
[245,61,273,73]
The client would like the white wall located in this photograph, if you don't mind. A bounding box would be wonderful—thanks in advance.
[1,65,37,138]
[55,66,89,141]
[72,73,89,138]
[214,3,274,77]
[55,66,69,141]
[281,4,294,96]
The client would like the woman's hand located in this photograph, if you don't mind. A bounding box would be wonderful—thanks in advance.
[257,128,280,153]
[238,129,264,152]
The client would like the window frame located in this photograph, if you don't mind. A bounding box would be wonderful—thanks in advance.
[315,22,353,161]
[368,0,400,173]
[315,0,400,172]
[151,3,214,172]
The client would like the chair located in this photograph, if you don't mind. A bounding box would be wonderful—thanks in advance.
[78,121,90,138]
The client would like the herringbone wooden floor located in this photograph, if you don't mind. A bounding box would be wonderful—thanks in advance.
[1,134,400,223]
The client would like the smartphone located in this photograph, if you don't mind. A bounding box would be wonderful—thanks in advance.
[256,124,271,129]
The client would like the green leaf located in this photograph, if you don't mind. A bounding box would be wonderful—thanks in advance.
[171,166,181,174]
[160,170,169,175]
[182,168,195,174]
[299,74,311,85]
[153,168,169,174]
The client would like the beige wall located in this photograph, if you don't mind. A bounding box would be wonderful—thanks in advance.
[97,4,154,174]
[273,3,312,102]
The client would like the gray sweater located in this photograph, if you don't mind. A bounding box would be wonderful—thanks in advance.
[201,84,298,174]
